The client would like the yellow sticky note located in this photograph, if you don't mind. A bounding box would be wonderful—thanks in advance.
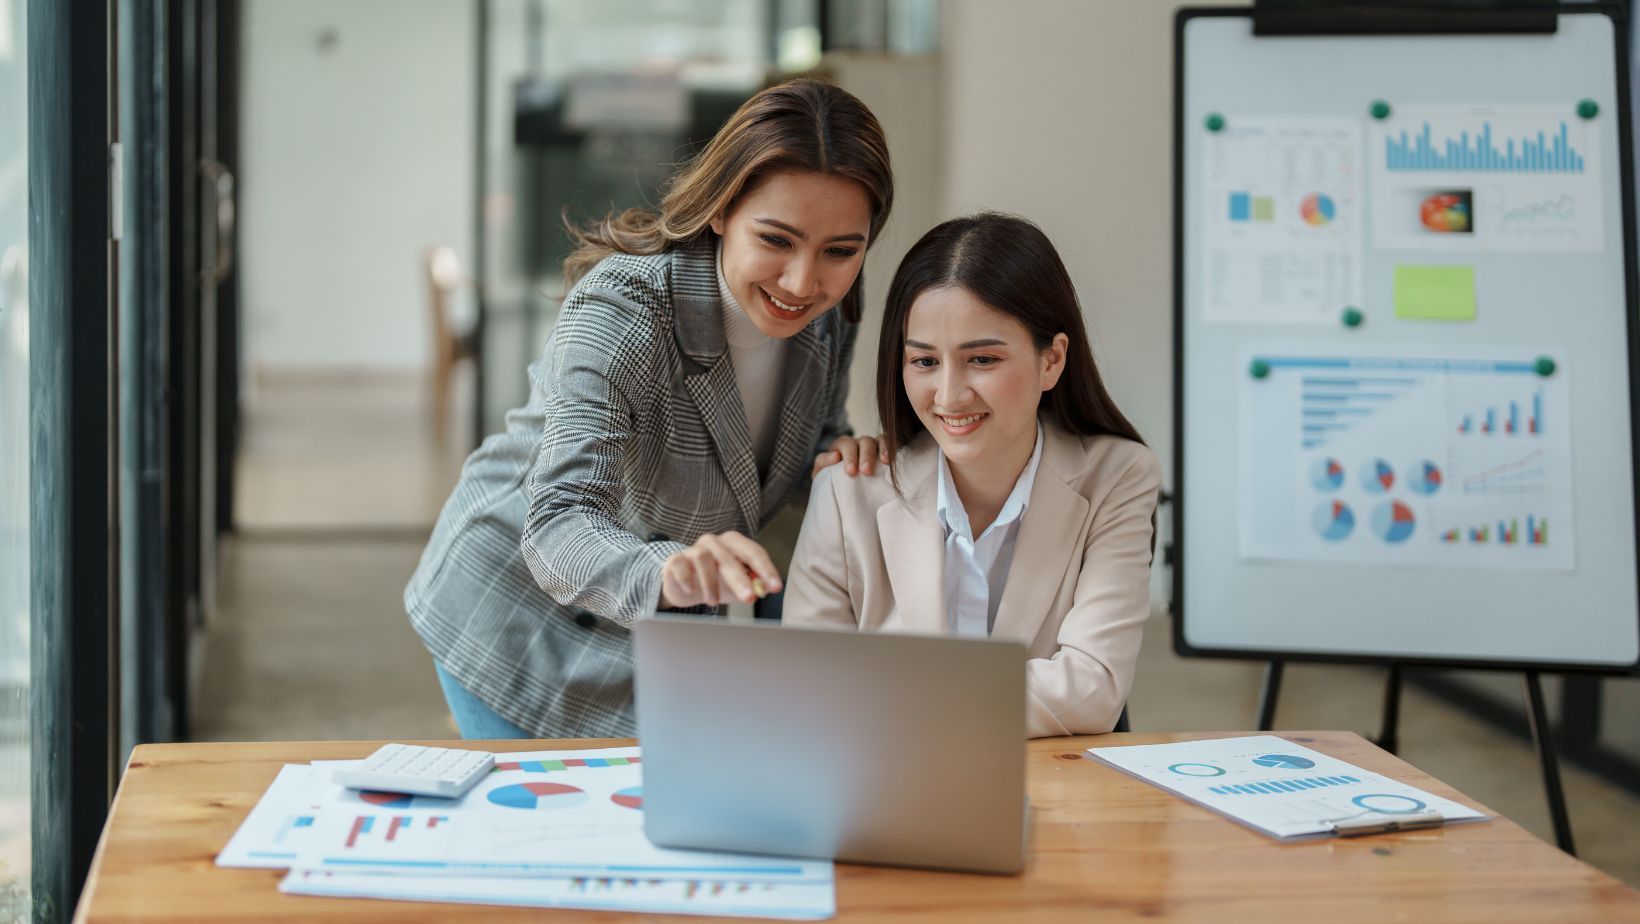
[1394,265,1476,321]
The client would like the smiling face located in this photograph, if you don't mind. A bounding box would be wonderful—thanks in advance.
[902,285,1067,478]
[709,168,873,339]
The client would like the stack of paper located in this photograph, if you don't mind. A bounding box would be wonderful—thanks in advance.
[217,746,835,919]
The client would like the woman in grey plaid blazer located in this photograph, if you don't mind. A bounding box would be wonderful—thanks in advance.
[406,80,895,738]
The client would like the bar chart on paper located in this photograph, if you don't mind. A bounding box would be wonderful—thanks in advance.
[1240,345,1574,570]
[1369,106,1604,251]
[1385,120,1588,173]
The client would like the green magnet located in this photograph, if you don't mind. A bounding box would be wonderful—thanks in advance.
[1577,99,1599,120]
[1370,99,1392,120]
[1205,112,1226,132]
[1534,356,1556,377]
[1250,359,1271,379]
[1342,307,1364,328]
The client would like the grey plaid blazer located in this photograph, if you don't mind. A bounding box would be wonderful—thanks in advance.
[406,233,856,737]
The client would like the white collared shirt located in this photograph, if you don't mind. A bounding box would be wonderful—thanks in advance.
[935,424,1044,637]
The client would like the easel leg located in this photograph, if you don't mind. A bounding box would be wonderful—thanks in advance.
[1523,672,1577,856]
[1376,664,1402,754]
[1256,660,1284,731]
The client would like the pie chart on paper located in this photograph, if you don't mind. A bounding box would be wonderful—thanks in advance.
[487,781,590,810]
[1372,500,1417,544]
[1300,192,1337,226]
[1360,459,1395,494]
[1312,500,1355,542]
[1252,754,1316,770]
[1408,460,1443,495]
[1310,457,1345,492]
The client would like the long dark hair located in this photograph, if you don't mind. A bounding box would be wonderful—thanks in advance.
[562,78,894,324]
[876,212,1146,475]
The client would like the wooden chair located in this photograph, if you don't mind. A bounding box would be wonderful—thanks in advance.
[424,245,477,444]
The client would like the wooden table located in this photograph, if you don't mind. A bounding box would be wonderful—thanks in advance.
[76,731,1640,922]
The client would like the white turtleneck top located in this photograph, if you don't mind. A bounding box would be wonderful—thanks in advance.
[717,246,789,475]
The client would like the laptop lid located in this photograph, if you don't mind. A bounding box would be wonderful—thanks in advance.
[635,618,1027,874]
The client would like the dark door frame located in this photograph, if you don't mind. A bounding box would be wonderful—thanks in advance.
[29,0,117,919]
[118,0,180,755]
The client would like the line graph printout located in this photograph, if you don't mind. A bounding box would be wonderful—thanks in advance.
[1203,117,1365,323]
[1087,736,1488,840]
[280,870,836,920]
[1370,106,1604,252]
[1239,344,1574,569]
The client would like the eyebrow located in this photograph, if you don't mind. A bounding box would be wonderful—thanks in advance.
[904,338,1009,350]
[754,218,866,244]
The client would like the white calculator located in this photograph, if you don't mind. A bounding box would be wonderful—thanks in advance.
[332,743,495,799]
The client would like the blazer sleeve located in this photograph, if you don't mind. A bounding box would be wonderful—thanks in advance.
[519,289,689,626]
[781,467,859,630]
[1025,446,1162,737]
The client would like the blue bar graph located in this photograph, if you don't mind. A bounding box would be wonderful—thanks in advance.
[1208,775,1361,795]
[1386,121,1585,173]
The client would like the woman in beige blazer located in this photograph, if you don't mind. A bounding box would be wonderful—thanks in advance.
[784,213,1161,737]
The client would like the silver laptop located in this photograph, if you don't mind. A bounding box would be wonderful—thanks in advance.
[634,617,1027,874]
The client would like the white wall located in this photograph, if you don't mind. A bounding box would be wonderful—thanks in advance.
[828,52,944,436]
[241,0,474,371]
[939,0,1180,483]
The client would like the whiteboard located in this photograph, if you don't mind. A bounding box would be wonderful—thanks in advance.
[1175,8,1640,670]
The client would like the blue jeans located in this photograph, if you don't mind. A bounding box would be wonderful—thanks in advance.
[434,662,531,739]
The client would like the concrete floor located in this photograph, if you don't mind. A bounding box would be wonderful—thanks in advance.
[197,371,1640,890]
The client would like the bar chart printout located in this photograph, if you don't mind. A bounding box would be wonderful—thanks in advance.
[1385,120,1587,173]
[1369,106,1604,252]
[1238,345,1574,570]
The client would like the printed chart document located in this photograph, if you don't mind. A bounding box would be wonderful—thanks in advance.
[1087,736,1489,840]
[1238,343,1575,570]
[1202,117,1365,324]
[217,764,331,868]
[1369,105,1604,253]
[217,746,834,919]
[279,869,835,920]
[289,747,828,880]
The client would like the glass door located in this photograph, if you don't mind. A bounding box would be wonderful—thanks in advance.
[0,0,28,916]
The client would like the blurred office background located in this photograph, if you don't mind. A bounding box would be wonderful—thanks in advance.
[4,1,1639,920]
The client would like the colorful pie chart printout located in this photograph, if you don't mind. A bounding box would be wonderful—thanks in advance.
[487,781,590,811]
[1300,192,1337,226]
[1408,460,1443,495]
[1372,501,1417,544]
[1360,459,1395,494]
[611,787,644,810]
[1313,500,1355,542]
[1310,457,1344,492]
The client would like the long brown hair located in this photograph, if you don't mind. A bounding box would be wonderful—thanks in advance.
[876,212,1146,476]
[562,78,894,323]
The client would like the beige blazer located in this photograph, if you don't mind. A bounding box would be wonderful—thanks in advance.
[784,420,1161,737]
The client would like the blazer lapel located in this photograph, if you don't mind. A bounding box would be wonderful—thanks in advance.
[874,444,947,635]
[991,426,1091,644]
[673,235,761,533]
[758,322,828,522]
